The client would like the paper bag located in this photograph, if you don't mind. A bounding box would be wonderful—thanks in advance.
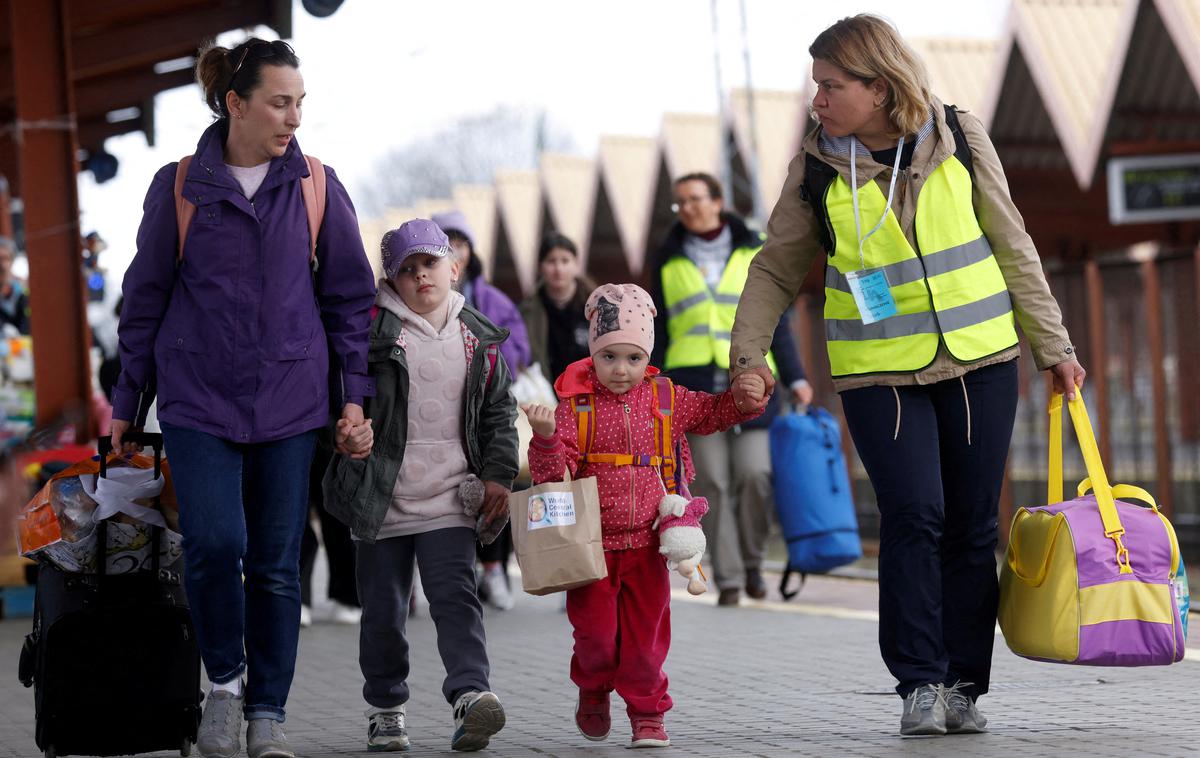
[510,472,606,595]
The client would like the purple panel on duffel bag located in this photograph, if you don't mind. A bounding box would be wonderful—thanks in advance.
[1030,496,1174,589]
[1076,618,1184,666]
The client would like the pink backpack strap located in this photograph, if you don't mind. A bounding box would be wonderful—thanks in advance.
[174,156,194,263]
[175,154,326,268]
[301,155,326,267]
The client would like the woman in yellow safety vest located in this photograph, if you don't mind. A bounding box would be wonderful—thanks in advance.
[729,14,1085,738]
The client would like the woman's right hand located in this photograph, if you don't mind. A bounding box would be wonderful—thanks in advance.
[522,404,556,438]
[109,418,143,454]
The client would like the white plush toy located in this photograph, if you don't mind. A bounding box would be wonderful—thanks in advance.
[655,493,710,595]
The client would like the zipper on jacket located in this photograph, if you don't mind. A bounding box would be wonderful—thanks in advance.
[623,400,635,549]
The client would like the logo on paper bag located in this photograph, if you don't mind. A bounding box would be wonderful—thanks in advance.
[527,493,576,530]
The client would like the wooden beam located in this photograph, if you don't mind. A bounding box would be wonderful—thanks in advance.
[70,2,268,79]
[10,0,92,436]
[73,66,194,117]
[1141,258,1172,518]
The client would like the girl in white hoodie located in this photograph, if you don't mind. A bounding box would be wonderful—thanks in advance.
[328,219,518,753]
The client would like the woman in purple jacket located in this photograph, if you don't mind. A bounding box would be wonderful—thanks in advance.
[110,39,375,758]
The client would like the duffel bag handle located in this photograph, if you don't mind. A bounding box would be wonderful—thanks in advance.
[1076,478,1160,513]
[1047,394,1132,574]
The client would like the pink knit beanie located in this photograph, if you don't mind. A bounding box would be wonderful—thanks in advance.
[584,283,656,356]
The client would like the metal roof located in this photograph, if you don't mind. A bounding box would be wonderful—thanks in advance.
[366,0,1200,286]
[540,152,597,265]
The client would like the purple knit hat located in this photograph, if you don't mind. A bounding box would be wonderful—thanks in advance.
[431,210,476,250]
[380,219,452,278]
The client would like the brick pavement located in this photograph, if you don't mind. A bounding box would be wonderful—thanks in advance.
[1,572,1197,757]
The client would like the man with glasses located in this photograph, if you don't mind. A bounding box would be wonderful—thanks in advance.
[649,173,811,606]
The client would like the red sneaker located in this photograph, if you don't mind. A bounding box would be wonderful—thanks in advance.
[630,715,670,748]
[575,691,611,741]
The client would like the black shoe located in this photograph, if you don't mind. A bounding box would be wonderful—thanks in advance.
[717,588,740,606]
[744,569,767,600]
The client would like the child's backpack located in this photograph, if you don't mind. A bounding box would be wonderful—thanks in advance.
[172,154,326,267]
[569,376,679,494]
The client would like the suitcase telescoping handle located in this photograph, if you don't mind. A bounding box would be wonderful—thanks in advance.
[97,432,164,478]
[95,432,166,579]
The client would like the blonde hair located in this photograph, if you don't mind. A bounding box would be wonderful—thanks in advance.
[809,14,932,139]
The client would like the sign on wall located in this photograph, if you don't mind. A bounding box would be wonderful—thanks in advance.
[1108,154,1200,224]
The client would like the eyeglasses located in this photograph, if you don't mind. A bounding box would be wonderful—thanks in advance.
[670,195,712,214]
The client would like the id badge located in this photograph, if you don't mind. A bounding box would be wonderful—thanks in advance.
[845,268,898,325]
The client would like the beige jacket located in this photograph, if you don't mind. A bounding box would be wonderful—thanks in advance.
[730,98,1075,392]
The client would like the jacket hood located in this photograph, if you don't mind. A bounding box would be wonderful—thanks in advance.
[553,357,660,399]
[653,211,762,264]
[801,94,956,187]
[375,279,465,339]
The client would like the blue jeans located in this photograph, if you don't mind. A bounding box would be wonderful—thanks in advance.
[162,423,317,722]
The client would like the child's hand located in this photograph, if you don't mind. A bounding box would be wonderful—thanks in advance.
[733,372,766,402]
[522,403,556,438]
[731,369,772,415]
[481,480,510,526]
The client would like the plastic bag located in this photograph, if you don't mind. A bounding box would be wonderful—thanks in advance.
[510,363,557,408]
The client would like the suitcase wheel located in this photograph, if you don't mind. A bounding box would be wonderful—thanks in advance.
[180,739,192,757]
[44,746,57,758]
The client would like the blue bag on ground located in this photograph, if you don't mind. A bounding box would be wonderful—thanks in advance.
[769,406,861,594]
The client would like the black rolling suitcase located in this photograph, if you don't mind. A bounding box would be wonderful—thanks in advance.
[17,433,201,757]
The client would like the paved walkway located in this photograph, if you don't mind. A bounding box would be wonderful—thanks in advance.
[1,571,1196,757]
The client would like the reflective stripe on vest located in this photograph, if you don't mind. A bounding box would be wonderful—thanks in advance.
[822,155,1018,377]
[662,245,777,373]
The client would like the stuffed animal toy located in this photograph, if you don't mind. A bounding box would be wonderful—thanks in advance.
[655,493,709,595]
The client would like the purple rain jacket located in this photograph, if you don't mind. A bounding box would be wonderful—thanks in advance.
[467,278,530,373]
[112,121,376,443]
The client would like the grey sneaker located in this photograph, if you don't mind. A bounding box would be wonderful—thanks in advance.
[900,683,947,736]
[451,690,505,751]
[197,688,244,758]
[943,682,988,734]
[247,718,295,758]
[367,705,410,752]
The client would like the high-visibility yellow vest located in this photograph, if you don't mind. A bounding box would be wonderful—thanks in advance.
[662,243,778,373]
[822,154,1018,376]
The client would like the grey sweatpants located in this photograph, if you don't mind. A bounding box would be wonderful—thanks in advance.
[356,526,490,708]
[687,428,774,590]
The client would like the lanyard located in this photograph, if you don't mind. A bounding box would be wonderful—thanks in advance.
[849,135,905,270]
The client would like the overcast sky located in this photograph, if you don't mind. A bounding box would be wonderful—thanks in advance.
[74,0,1009,288]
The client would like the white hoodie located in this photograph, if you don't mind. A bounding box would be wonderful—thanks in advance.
[374,281,473,539]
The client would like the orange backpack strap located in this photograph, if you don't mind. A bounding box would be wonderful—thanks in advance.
[174,154,326,268]
[652,376,678,494]
[572,394,596,458]
[572,381,678,479]
[174,156,194,263]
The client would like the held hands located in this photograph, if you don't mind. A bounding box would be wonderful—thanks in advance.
[1049,358,1087,401]
[335,402,373,460]
[521,403,556,438]
[731,367,773,414]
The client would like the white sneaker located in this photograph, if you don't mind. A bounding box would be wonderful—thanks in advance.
[482,568,514,611]
[366,705,409,751]
[451,691,505,751]
[299,604,312,628]
[329,601,362,625]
